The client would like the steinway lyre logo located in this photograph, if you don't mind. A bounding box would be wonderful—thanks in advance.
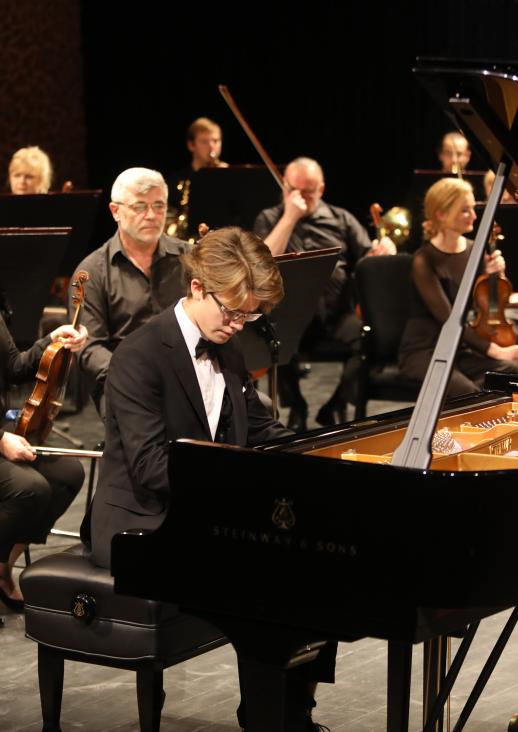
[72,599,86,618]
[272,497,295,530]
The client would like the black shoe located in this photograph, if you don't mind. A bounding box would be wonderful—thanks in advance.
[0,586,24,613]
[288,406,308,433]
[315,401,346,427]
[240,720,330,732]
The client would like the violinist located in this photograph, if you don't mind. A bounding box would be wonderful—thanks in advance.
[398,177,518,396]
[0,315,86,612]
[254,156,396,432]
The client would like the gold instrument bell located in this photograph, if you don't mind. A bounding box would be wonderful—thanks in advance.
[370,203,412,249]
[166,179,191,240]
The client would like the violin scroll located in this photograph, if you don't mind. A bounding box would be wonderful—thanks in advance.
[70,270,89,328]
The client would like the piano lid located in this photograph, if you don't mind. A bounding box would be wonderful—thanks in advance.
[414,57,518,200]
[392,59,518,469]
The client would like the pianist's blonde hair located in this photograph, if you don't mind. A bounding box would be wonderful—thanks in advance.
[422,177,474,240]
[181,226,284,313]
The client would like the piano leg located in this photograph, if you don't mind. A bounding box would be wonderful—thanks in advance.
[387,640,412,732]
[423,636,447,732]
[136,664,164,732]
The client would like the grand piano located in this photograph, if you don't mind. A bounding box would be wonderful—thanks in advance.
[112,60,518,731]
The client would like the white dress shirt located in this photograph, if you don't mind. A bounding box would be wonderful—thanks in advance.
[174,299,225,440]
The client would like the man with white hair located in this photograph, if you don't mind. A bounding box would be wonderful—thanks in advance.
[73,167,192,419]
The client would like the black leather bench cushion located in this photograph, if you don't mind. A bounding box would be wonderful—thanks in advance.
[21,545,178,624]
[20,545,226,662]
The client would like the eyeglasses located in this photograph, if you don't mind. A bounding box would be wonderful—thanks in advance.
[113,201,167,214]
[210,293,262,323]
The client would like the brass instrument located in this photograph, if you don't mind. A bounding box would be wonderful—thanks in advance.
[370,202,412,249]
[208,151,223,167]
[166,179,191,240]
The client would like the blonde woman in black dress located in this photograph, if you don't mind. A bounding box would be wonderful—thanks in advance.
[399,177,518,396]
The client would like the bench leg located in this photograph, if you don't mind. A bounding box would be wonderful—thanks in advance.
[136,666,163,732]
[38,644,64,732]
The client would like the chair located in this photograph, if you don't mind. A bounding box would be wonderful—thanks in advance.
[20,544,227,731]
[354,253,422,419]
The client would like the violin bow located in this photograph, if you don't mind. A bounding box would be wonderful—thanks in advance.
[218,84,285,191]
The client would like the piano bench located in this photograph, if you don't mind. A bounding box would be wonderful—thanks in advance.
[20,543,227,731]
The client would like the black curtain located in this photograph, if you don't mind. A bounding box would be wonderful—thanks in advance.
[80,0,518,241]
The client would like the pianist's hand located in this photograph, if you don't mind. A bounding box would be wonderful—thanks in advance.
[487,342,518,362]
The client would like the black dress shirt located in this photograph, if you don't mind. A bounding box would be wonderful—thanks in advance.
[254,200,372,324]
[73,231,192,410]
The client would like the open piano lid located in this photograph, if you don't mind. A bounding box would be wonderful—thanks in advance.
[391,58,518,469]
[415,57,518,199]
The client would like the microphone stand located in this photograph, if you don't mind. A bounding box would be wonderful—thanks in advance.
[255,315,281,418]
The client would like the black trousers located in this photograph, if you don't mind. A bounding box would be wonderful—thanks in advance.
[236,641,338,729]
[400,347,518,398]
[0,454,84,562]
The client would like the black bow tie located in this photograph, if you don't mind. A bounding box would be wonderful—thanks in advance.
[195,337,218,360]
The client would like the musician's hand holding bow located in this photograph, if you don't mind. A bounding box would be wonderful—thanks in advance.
[370,235,397,256]
[49,324,88,351]
[0,432,36,462]
[484,249,506,275]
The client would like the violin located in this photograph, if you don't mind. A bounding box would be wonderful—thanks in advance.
[471,223,516,347]
[15,271,89,443]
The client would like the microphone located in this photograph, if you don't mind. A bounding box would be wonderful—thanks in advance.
[253,314,281,362]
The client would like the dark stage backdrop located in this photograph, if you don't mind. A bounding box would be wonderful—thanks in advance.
[0,0,87,191]
[76,0,518,242]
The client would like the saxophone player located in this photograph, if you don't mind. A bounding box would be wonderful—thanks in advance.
[166,117,228,239]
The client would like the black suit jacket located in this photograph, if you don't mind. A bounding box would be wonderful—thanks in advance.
[91,306,292,567]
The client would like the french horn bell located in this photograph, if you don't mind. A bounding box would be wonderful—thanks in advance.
[370,203,412,248]
[378,206,412,248]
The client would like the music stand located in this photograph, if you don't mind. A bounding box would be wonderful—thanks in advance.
[0,190,102,276]
[188,166,282,233]
[0,227,71,347]
[237,248,340,414]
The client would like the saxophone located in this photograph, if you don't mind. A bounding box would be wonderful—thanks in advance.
[166,179,191,240]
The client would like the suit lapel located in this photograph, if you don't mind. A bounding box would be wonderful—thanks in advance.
[218,346,247,445]
[160,309,212,437]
